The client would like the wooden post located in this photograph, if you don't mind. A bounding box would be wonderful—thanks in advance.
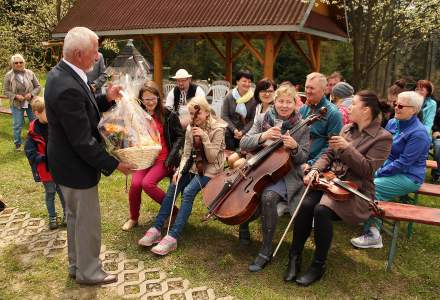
[264,33,274,79]
[153,35,163,93]
[225,33,233,83]
[306,34,317,71]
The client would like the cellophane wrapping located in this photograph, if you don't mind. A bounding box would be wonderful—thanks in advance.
[98,75,161,170]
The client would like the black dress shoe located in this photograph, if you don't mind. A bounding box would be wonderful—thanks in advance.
[248,253,271,272]
[76,274,117,285]
[283,255,301,282]
[295,262,326,286]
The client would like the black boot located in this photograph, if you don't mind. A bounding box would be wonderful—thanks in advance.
[295,260,326,286]
[248,253,271,272]
[283,254,301,282]
[239,223,251,246]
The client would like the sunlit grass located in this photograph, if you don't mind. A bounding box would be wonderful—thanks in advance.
[0,114,439,299]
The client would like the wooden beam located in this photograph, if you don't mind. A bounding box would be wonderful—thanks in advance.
[236,32,264,65]
[313,37,321,72]
[306,34,317,71]
[232,44,246,60]
[287,33,313,70]
[273,32,285,59]
[225,33,233,83]
[152,35,163,93]
[264,33,275,79]
[140,35,152,54]
[204,34,225,60]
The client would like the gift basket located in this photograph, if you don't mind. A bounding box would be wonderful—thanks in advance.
[98,75,161,170]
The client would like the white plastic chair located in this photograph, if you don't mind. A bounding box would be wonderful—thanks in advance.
[210,85,229,116]
[195,81,210,95]
[212,80,231,89]
[163,83,176,98]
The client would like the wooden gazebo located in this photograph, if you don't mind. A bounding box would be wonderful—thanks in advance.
[51,0,347,90]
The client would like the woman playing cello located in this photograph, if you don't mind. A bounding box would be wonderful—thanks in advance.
[138,96,226,255]
[289,91,392,286]
[239,84,310,271]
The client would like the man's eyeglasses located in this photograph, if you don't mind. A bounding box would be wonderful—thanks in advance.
[14,61,24,65]
[394,103,413,109]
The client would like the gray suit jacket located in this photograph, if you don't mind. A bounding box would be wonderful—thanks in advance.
[240,113,310,213]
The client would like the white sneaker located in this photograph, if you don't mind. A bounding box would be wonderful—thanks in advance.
[138,227,161,247]
[350,232,383,249]
[151,235,177,255]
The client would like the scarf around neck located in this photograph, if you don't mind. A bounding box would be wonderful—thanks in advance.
[232,87,254,118]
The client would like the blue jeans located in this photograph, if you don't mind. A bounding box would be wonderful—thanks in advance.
[43,181,66,218]
[11,105,35,146]
[432,139,440,177]
[153,173,210,239]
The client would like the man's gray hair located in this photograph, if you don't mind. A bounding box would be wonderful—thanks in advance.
[63,27,98,58]
[398,91,424,113]
[306,72,327,90]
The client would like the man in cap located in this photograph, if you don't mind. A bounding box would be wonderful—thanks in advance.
[165,69,205,127]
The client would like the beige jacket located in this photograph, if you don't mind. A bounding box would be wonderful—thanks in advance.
[178,116,227,178]
[3,69,41,108]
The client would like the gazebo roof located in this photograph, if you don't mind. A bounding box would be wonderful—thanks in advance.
[52,0,347,41]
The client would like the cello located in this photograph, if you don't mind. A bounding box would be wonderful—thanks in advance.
[202,107,327,225]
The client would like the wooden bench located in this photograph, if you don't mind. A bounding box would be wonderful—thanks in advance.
[374,201,440,271]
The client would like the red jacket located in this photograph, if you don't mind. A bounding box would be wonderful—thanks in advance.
[25,120,53,182]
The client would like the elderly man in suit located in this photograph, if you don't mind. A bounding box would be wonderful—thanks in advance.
[45,27,133,285]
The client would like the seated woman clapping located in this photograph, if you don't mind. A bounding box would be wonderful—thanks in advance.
[351,91,430,249]
[289,91,392,286]
[239,84,310,272]
[138,96,226,255]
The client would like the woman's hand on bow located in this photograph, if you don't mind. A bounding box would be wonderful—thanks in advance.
[304,168,320,185]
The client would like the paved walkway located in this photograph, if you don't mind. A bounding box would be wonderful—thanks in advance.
[0,207,234,300]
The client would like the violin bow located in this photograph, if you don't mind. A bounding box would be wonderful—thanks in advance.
[272,179,314,258]
[166,168,182,235]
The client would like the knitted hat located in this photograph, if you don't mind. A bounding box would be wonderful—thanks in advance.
[332,82,354,99]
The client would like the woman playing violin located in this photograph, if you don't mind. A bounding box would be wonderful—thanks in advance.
[239,84,310,272]
[138,96,226,255]
[289,91,392,286]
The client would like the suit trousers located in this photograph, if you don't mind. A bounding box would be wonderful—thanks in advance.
[60,184,106,281]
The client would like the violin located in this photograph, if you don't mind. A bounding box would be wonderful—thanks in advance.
[202,107,327,225]
[310,172,358,201]
[310,171,383,216]
[181,104,206,176]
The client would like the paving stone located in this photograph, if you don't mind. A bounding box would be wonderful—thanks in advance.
[0,208,235,299]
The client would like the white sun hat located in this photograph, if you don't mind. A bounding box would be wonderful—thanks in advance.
[171,69,192,79]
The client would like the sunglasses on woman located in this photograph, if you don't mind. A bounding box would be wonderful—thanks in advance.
[394,103,413,109]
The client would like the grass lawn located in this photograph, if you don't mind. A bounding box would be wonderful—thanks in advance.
[0,113,439,299]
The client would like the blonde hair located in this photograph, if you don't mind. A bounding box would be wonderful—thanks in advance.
[306,72,327,90]
[274,84,297,103]
[10,54,25,68]
[31,96,45,113]
[187,96,211,113]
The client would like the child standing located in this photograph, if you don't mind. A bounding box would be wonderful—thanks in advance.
[24,97,65,230]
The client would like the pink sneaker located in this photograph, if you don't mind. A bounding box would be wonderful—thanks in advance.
[138,227,161,247]
[151,235,177,255]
